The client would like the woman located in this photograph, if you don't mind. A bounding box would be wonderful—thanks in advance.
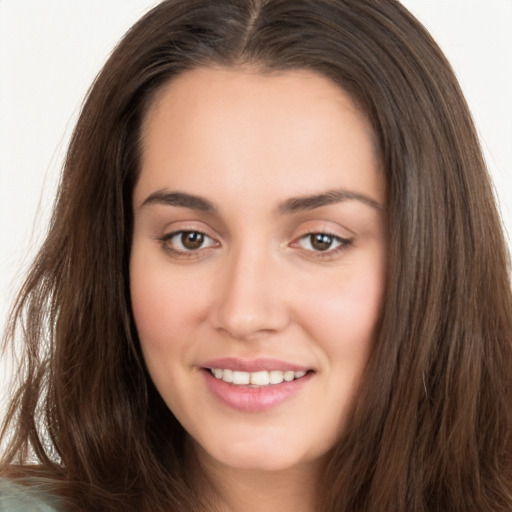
[1,0,511,510]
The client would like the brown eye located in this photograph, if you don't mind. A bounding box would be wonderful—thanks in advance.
[161,230,217,254]
[310,233,335,251]
[181,231,205,250]
[293,232,352,256]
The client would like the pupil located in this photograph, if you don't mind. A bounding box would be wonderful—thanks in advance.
[311,233,333,251]
[182,231,204,250]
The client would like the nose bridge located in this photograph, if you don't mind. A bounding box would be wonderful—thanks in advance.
[211,237,288,340]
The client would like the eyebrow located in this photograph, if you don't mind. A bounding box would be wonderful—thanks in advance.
[277,189,384,214]
[141,190,217,212]
[140,188,384,214]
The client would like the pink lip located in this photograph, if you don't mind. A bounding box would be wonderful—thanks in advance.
[202,357,310,373]
[200,358,313,413]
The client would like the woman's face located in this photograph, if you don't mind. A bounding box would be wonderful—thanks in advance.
[130,67,386,474]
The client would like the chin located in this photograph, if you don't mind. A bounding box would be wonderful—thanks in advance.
[194,433,325,474]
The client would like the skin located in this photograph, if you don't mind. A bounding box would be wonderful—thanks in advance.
[130,66,386,511]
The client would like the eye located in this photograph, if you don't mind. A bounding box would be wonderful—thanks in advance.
[294,232,352,253]
[161,230,218,253]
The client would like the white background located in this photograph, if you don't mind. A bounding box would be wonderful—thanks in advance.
[1,0,511,415]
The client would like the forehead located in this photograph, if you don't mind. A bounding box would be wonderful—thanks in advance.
[136,66,384,209]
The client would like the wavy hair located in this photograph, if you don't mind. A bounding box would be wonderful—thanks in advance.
[1,0,511,510]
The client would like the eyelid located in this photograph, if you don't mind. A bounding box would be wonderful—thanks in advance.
[288,221,355,259]
[156,219,219,244]
[164,230,216,248]
[158,226,221,258]
[291,231,352,249]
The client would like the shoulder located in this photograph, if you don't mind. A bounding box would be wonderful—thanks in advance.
[0,478,61,512]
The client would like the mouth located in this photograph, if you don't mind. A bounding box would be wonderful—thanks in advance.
[207,368,310,387]
[201,359,314,412]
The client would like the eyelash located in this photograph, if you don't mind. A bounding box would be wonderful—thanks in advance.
[158,230,353,259]
[292,232,353,259]
[159,230,217,258]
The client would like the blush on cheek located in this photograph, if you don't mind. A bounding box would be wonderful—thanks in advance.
[130,273,172,345]
[303,273,383,359]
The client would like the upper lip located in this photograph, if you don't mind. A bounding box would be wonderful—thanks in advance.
[201,357,311,373]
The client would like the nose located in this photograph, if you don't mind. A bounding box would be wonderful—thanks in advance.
[210,245,290,341]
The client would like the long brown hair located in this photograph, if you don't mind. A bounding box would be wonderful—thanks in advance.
[2,0,511,510]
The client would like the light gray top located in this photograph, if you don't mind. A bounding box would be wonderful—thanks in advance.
[0,479,61,512]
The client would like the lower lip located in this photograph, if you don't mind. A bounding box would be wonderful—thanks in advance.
[202,369,312,412]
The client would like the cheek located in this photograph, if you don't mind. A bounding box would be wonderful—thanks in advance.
[129,259,200,413]
[130,243,204,337]
[129,254,219,402]
[299,254,384,361]
[130,270,174,348]
[338,266,384,330]
[130,252,189,361]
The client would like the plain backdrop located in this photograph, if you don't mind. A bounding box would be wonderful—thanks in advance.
[1,0,512,416]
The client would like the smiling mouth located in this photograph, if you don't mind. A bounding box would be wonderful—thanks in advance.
[207,368,310,387]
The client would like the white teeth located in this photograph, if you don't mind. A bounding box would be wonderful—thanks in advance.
[283,371,295,382]
[210,368,308,386]
[269,370,284,385]
[222,369,233,383]
[232,371,250,385]
[250,371,270,386]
